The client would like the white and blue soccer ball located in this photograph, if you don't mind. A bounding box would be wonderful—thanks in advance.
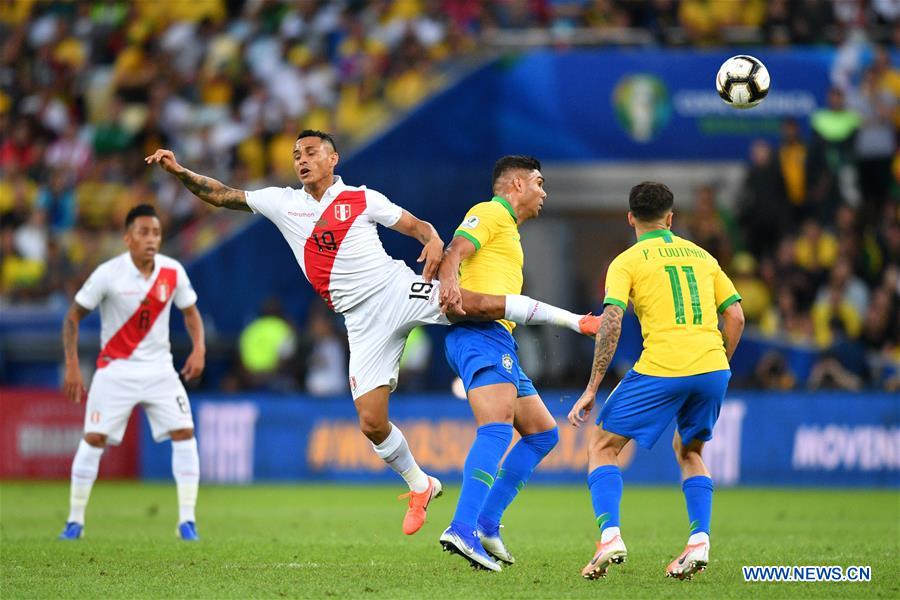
[716,55,770,109]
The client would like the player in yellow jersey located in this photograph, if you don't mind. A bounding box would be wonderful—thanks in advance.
[437,156,596,571]
[567,182,745,582]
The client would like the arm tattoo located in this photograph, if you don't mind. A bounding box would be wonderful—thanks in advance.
[587,305,624,390]
[401,214,435,245]
[176,169,249,211]
[62,308,81,362]
[177,171,213,196]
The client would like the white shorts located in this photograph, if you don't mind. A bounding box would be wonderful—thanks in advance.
[85,361,194,444]
[343,268,450,399]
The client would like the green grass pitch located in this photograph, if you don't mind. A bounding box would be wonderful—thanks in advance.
[1,482,897,598]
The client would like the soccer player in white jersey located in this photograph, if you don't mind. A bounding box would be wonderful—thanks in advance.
[58,204,206,541]
[145,130,600,535]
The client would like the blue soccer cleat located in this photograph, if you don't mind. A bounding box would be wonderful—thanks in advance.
[177,521,200,541]
[58,522,84,540]
[440,524,501,572]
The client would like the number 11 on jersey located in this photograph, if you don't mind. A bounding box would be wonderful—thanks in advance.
[664,265,702,325]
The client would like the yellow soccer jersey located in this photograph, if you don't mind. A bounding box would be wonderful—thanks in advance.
[454,196,523,332]
[604,229,741,377]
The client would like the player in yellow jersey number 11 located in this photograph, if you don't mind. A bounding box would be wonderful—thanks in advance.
[568,182,745,581]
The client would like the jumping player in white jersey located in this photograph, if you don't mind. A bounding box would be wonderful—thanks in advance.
[145,130,600,535]
[58,204,206,541]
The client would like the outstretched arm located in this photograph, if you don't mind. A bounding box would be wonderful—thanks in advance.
[389,210,444,282]
[720,302,745,362]
[568,304,624,426]
[180,304,206,381]
[437,235,477,316]
[62,303,90,403]
[145,149,251,212]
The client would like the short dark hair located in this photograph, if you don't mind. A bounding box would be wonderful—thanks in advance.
[629,181,674,221]
[296,129,337,152]
[125,204,159,230]
[492,155,541,188]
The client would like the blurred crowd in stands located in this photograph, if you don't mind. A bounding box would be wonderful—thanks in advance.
[1,0,898,393]
[687,42,899,390]
[0,0,461,304]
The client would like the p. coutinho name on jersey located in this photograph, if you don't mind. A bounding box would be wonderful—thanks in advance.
[641,247,710,261]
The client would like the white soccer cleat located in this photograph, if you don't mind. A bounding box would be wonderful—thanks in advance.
[581,535,627,579]
[477,527,515,565]
[665,542,709,580]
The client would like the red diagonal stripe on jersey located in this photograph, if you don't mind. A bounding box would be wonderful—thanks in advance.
[303,190,367,309]
[96,267,177,369]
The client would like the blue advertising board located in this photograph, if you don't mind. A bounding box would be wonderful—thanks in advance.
[140,392,899,488]
[492,49,834,160]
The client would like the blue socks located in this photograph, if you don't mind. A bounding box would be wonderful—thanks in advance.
[451,422,514,533]
[588,465,623,534]
[585,469,713,540]
[682,475,714,536]
[477,427,559,535]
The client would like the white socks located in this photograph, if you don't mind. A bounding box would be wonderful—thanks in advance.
[600,526,621,543]
[504,294,583,332]
[689,532,710,546]
[68,440,103,524]
[372,423,429,493]
[68,438,199,526]
[172,438,200,524]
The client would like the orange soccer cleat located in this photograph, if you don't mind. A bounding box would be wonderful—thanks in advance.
[578,313,603,336]
[398,476,443,535]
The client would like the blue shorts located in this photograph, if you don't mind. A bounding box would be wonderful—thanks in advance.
[596,369,731,450]
[444,322,538,398]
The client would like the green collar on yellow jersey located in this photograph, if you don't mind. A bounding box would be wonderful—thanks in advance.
[491,196,517,223]
[637,229,673,243]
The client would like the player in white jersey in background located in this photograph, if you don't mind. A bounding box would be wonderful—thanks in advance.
[146,130,600,535]
[58,204,206,541]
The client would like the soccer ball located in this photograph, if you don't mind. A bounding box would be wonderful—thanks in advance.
[715,55,770,109]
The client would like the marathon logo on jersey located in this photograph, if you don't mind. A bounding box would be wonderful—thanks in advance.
[501,354,513,373]
[334,203,352,222]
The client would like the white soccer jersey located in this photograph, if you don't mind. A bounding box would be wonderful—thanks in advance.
[74,252,197,369]
[245,176,409,313]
